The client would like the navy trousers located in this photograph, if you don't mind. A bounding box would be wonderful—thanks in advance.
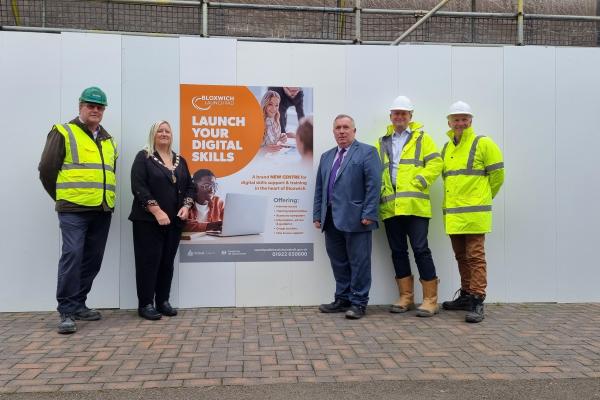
[57,211,112,314]
[323,209,372,307]
[383,215,436,281]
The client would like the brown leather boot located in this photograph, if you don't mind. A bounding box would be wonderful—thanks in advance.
[390,275,415,313]
[416,278,440,317]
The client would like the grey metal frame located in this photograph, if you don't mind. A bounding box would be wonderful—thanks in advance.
[2,0,600,47]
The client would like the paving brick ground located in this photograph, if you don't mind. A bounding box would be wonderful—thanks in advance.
[1,304,599,394]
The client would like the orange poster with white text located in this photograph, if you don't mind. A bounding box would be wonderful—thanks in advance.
[180,85,315,263]
[180,85,264,177]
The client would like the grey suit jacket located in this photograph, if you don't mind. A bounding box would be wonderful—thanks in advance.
[313,140,382,233]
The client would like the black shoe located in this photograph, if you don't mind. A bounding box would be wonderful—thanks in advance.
[138,304,162,320]
[442,289,472,311]
[156,301,177,317]
[73,306,102,321]
[465,295,485,323]
[319,298,351,313]
[58,314,77,334]
[345,305,366,320]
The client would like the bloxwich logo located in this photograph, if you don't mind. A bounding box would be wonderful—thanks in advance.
[192,95,235,111]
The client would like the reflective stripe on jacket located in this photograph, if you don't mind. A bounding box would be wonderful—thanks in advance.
[441,126,504,234]
[376,122,442,219]
[55,123,117,208]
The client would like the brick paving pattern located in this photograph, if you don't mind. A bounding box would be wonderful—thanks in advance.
[1,304,599,393]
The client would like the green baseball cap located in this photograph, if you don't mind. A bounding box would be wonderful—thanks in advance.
[79,86,108,106]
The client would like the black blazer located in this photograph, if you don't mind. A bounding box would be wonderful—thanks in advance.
[128,150,195,227]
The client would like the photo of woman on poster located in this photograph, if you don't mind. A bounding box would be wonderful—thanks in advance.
[267,86,305,135]
[260,90,288,153]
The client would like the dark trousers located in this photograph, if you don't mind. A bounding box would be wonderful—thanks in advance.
[383,215,436,281]
[132,220,182,308]
[323,208,372,307]
[57,211,112,314]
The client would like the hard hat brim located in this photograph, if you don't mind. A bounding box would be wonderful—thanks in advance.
[79,99,108,106]
[447,112,473,117]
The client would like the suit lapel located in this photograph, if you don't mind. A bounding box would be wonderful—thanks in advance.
[323,147,337,186]
[335,141,357,182]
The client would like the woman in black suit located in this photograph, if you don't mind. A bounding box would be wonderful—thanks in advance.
[129,120,195,320]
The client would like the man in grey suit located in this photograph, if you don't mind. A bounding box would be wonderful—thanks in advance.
[313,114,382,319]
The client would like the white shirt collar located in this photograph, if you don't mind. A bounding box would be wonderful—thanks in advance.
[394,126,411,136]
[79,118,100,139]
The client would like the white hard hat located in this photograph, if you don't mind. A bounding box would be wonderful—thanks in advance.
[389,95,414,111]
[447,101,473,117]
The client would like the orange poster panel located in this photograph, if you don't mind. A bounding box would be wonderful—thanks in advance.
[180,84,264,177]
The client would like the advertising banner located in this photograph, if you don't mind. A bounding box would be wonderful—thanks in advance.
[179,85,314,262]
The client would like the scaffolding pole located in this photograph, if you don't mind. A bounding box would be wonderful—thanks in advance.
[354,0,361,44]
[391,0,453,45]
[517,0,524,45]
[201,0,208,37]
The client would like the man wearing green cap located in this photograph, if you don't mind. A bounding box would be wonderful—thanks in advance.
[39,87,118,334]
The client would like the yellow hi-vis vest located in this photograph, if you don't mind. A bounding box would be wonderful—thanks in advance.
[376,122,443,220]
[441,127,504,234]
[55,123,117,208]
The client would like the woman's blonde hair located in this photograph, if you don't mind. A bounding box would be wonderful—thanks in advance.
[145,120,172,157]
[260,90,281,137]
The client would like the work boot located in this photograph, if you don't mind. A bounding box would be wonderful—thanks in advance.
[319,298,351,313]
[73,306,102,321]
[345,304,366,320]
[390,275,415,313]
[58,314,77,334]
[465,295,485,323]
[442,289,472,311]
[416,278,440,317]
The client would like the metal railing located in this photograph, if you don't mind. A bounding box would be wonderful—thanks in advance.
[1,0,599,47]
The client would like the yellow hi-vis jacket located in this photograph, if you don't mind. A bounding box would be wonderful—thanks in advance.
[441,126,504,234]
[376,122,443,220]
[55,123,117,208]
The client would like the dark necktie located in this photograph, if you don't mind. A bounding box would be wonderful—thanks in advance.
[327,147,346,205]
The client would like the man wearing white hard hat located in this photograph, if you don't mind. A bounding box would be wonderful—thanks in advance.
[441,101,504,323]
[375,96,443,317]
